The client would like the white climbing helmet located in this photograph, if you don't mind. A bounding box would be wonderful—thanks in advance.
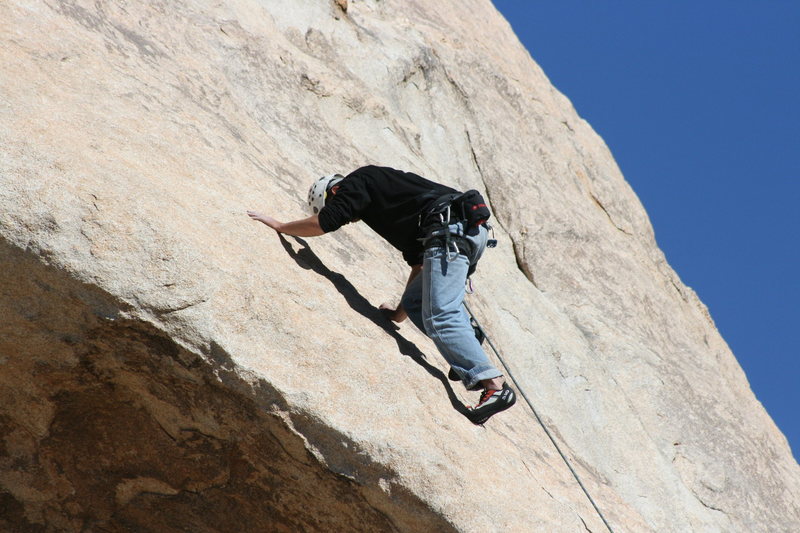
[307,174,344,214]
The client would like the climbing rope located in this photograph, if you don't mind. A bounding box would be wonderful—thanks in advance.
[463,300,616,533]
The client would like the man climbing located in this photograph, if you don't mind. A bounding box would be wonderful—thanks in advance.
[248,165,515,424]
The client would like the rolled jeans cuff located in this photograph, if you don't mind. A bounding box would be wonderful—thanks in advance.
[465,365,503,390]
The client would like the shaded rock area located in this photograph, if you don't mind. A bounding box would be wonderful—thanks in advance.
[0,241,450,533]
[1,0,799,531]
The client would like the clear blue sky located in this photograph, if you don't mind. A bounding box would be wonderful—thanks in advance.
[493,1,799,459]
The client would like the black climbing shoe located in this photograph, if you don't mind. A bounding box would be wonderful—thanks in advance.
[467,383,516,425]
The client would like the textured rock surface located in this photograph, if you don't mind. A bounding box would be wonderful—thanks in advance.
[1,0,798,531]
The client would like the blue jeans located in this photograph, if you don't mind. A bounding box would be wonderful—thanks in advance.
[401,223,502,390]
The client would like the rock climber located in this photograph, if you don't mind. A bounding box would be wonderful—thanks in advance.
[248,165,516,424]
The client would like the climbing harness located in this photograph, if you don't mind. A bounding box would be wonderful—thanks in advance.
[418,189,494,270]
[463,301,616,533]
[425,204,465,261]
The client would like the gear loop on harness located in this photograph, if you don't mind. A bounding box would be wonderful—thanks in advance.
[439,205,460,262]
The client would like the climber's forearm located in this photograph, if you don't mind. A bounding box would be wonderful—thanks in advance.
[248,212,325,237]
[275,215,325,237]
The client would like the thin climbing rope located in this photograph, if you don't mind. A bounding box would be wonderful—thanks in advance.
[463,301,616,533]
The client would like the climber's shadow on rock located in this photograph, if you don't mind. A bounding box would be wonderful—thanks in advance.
[279,235,470,417]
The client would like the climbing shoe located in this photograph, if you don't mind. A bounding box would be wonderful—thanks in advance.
[467,383,516,425]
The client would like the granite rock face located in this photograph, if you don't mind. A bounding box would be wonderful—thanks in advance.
[1,1,798,531]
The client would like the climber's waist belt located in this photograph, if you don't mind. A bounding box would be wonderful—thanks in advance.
[419,218,476,260]
[421,234,472,257]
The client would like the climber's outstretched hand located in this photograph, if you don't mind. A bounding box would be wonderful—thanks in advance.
[248,211,325,237]
[248,211,282,232]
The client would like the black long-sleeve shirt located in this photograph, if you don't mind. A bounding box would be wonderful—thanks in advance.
[318,165,457,265]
